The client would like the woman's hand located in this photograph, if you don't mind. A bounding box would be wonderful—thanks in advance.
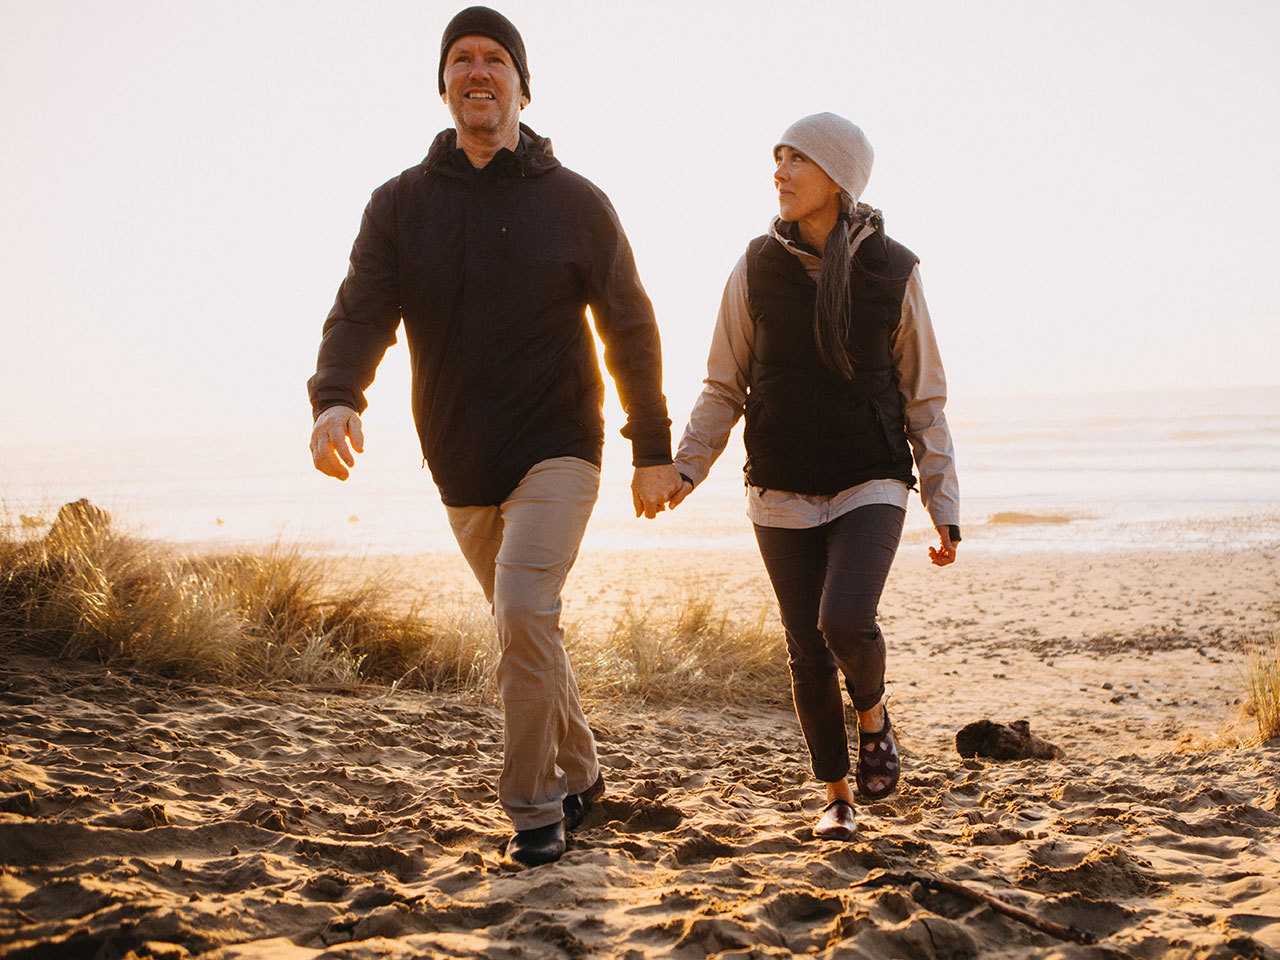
[668,479,695,509]
[929,526,958,566]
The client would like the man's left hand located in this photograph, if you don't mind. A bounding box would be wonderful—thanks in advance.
[632,464,683,519]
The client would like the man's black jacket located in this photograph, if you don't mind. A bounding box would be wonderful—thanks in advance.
[308,124,672,507]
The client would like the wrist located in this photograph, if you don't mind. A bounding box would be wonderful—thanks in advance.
[315,402,357,421]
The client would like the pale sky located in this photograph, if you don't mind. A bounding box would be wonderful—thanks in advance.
[3,0,1278,454]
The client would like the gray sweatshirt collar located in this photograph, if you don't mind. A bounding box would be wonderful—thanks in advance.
[769,202,884,264]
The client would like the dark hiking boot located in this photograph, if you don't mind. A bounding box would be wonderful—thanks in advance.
[563,772,606,832]
[506,818,566,867]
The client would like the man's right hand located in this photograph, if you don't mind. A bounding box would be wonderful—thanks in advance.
[310,405,364,481]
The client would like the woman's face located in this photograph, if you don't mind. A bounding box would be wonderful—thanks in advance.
[773,145,841,223]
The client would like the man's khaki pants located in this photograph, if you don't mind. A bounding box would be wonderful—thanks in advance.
[446,456,602,831]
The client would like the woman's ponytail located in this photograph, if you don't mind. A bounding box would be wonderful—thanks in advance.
[813,193,855,380]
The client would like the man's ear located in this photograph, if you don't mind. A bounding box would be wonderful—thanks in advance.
[520,94,530,109]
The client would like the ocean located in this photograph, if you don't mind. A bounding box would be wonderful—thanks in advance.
[7,387,1278,557]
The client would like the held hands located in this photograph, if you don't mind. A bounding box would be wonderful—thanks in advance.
[631,464,685,519]
[310,405,364,481]
[929,525,958,567]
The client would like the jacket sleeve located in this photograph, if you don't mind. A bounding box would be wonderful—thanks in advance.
[893,264,960,527]
[673,255,753,487]
[307,184,401,419]
[583,188,672,466]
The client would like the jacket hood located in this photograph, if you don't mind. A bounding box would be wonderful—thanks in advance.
[422,123,560,178]
[769,201,884,261]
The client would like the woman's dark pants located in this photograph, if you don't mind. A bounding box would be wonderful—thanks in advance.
[753,503,905,783]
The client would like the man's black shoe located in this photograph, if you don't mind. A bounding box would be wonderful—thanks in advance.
[563,772,606,832]
[506,818,566,867]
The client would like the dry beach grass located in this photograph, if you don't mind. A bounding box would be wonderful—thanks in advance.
[0,511,787,707]
[0,511,482,693]
[1247,632,1280,743]
[2,509,1279,958]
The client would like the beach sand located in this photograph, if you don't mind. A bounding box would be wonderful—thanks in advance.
[2,546,1278,958]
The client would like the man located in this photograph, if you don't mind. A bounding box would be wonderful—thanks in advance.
[307,6,682,867]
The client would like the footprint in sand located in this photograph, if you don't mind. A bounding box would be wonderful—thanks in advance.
[587,795,686,833]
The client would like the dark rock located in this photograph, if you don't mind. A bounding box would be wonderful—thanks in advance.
[0,790,36,815]
[955,720,1065,761]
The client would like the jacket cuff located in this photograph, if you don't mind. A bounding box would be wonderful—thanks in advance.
[928,510,961,530]
[622,420,673,467]
[634,454,674,468]
[672,458,705,488]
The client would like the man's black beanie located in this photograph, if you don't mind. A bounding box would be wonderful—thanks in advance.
[438,6,531,103]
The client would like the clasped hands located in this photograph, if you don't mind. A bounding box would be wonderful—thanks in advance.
[631,464,693,519]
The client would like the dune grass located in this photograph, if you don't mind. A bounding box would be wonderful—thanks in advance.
[570,597,782,705]
[0,508,788,705]
[1245,630,1280,742]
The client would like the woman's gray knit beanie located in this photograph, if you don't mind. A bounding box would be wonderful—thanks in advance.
[775,112,874,201]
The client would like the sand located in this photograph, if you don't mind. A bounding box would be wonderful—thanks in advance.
[2,546,1279,959]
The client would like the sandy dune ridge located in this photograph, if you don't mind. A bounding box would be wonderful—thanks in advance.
[2,547,1279,958]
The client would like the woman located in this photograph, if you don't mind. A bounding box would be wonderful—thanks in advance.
[670,113,960,841]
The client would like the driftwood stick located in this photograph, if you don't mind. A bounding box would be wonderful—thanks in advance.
[855,869,1098,945]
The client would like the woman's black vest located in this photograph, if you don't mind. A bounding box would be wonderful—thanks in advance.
[743,228,918,495]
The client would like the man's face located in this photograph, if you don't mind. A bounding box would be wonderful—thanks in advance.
[442,35,526,136]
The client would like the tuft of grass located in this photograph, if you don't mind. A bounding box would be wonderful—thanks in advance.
[0,509,495,694]
[0,507,788,705]
[1245,630,1280,742]
[572,595,787,706]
